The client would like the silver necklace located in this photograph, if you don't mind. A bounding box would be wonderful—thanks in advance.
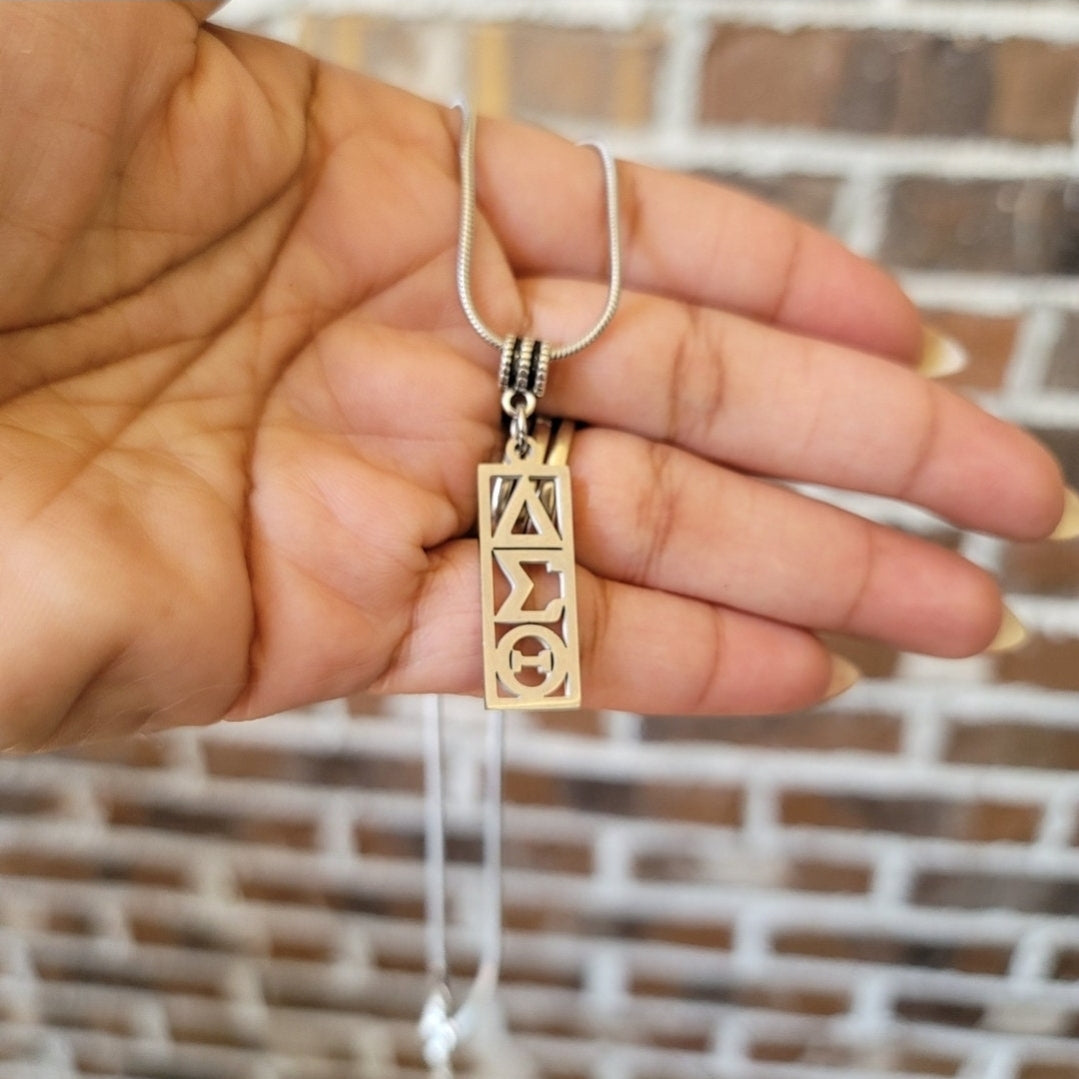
[419,104,622,1078]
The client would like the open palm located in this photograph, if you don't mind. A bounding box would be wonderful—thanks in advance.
[0,2,1065,750]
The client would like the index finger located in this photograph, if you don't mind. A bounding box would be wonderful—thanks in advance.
[461,112,923,364]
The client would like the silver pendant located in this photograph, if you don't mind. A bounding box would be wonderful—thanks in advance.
[477,416,581,710]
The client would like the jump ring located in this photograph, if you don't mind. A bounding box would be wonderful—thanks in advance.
[500,388,536,419]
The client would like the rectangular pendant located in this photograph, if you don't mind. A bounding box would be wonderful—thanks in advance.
[476,460,581,710]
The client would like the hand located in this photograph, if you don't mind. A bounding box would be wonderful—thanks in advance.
[0,2,1066,751]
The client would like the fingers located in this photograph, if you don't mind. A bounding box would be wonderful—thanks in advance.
[377,540,844,716]
[461,113,923,363]
[571,428,1004,658]
[523,279,1065,542]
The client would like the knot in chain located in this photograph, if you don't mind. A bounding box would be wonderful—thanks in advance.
[419,986,458,1077]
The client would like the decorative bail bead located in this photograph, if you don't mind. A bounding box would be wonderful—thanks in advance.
[498,335,551,400]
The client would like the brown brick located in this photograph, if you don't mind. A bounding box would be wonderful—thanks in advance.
[0,786,61,816]
[646,1029,712,1054]
[1001,539,1079,596]
[45,907,99,938]
[633,917,733,951]
[129,912,261,956]
[641,707,902,754]
[701,26,1078,141]
[200,743,309,783]
[1034,429,1079,487]
[503,767,565,809]
[914,869,1079,914]
[267,928,334,964]
[505,908,733,953]
[990,39,1079,142]
[881,179,1079,275]
[1055,949,1079,983]
[505,836,592,875]
[921,311,1019,392]
[634,850,703,883]
[1020,1064,1079,1079]
[394,1044,430,1073]
[702,172,841,230]
[39,993,134,1038]
[750,1043,870,1069]
[505,767,741,825]
[526,708,606,738]
[345,692,399,718]
[844,34,992,137]
[828,31,903,132]
[372,941,425,977]
[820,633,901,679]
[891,1043,967,1076]
[752,1039,962,1074]
[500,956,582,992]
[104,796,318,850]
[780,790,1041,842]
[751,1040,808,1064]
[895,996,985,1029]
[34,950,225,999]
[72,1045,130,1077]
[785,859,872,894]
[166,1004,266,1050]
[502,23,663,125]
[60,736,170,769]
[507,1010,586,1041]
[995,635,1079,694]
[630,970,848,1016]
[633,850,869,893]
[355,820,591,875]
[701,28,1004,137]
[700,27,847,128]
[1046,313,1079,391]
[773,929,1012,975]
[260,967,369,1016]
[235,871,424,921]
[0,848,186,889]
[202,742,423,792]
[736,983,850,1017]
[354,824,426,862]
[636,780,742,826]
[946,720,1079,772]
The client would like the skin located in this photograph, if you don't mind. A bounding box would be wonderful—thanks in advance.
[0,1,1065,751]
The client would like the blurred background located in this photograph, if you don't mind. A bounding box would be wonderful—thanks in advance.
[3,0,1079,1076]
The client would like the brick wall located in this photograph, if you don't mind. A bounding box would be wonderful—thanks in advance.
[3,2,1079,1077]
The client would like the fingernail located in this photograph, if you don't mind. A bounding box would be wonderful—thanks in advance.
[823,654,861,700]
[919,327,968,379]
[985,605,1029,655]
[1050,487,1079,541]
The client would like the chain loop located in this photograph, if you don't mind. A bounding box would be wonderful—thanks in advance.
[456,104,622,362]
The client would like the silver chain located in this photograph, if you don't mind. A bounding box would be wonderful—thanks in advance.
[420,697,504,1077]
[421,104,622,1077]
[455,103,623,360]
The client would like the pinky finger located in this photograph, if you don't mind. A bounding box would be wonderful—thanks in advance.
[379,540,856,716]
[580,572,854,715]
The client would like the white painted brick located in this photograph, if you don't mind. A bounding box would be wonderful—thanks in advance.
[6,2,1079,1077]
